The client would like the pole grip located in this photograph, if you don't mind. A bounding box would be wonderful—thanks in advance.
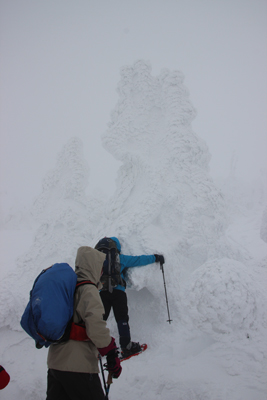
[107,373,113,385]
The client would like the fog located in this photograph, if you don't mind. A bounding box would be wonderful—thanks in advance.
[1,0,266,215]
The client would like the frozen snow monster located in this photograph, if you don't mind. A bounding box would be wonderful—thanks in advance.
[101,60,227,277]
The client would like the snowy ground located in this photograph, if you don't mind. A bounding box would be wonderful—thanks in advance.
[0,200,266,400]
[0,61,266,399]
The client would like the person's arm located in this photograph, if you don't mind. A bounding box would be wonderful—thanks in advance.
[77,285,122,378]
[76,285,111,348]
[120,254,156,269]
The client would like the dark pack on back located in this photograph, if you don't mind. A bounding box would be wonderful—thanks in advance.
[95,237,125,293]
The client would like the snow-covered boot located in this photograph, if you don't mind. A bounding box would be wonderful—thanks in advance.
[121,341,141,358]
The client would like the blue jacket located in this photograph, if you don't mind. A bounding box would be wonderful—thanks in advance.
[109,237,156,292]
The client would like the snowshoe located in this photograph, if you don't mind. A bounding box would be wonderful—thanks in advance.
[120,343,147,361]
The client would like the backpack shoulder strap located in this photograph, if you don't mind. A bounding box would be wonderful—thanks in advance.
[76,280,97,289]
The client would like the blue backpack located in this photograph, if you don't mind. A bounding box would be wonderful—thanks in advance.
[20,263,78,348]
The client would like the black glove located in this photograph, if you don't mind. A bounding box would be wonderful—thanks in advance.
[105,348,122,379]
[154,254,165,264]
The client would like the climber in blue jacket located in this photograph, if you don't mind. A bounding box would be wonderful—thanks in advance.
[95,236,164,358]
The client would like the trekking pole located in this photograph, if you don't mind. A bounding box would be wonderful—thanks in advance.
[160,262,172,324]
[99,355,109,400]
[106,373,113,397]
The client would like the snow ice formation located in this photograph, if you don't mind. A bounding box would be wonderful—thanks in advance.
[0,60,266,400]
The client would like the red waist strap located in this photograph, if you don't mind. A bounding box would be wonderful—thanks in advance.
[69,322,91,342]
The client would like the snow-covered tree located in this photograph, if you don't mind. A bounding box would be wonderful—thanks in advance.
[98,60,227,274]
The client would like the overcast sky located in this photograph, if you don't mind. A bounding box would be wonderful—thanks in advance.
[1,0,266,215]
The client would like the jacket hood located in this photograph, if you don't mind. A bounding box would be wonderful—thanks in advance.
[75,246,106,286]
[109,237,121,253]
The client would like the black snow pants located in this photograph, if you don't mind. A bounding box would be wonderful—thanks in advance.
[100,289,131,349]
[46,369,105,400]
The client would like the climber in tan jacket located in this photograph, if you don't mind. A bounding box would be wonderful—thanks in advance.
[46,246,122,400]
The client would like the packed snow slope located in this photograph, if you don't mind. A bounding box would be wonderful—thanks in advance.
[0,60,266,400]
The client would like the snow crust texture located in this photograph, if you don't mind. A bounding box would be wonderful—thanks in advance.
[0,61,266,400]
[181,258,266,338]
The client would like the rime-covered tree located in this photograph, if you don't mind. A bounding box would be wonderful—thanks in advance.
[98,60,227,274]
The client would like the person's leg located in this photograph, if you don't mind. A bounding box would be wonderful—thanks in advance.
[46,369,71,400]
[47,369,105,400]
[100,291,112,321]
[112,290,131,349]
[113,290,142,356]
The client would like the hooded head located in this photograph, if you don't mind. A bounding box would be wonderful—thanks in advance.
[75,246,106,286]
[109,237,121,253]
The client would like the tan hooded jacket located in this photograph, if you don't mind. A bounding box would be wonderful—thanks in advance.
[47,246,112,373]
